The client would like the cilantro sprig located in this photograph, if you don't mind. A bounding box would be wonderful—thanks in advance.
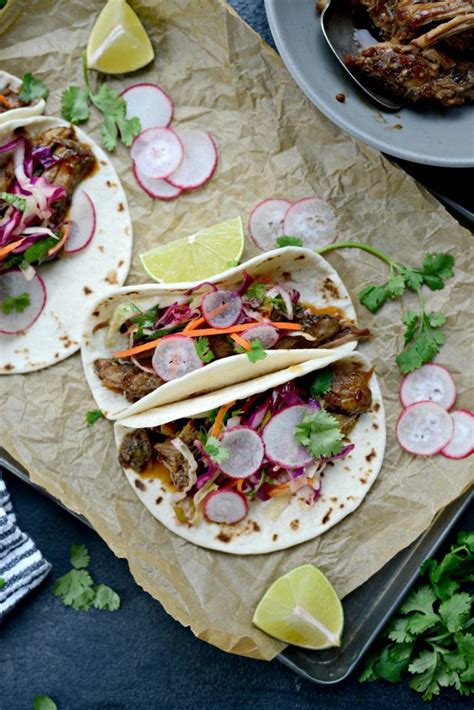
[276,236,304,248]
[295,409,343,458]
[0,291,31,315]
[310,368,333,398]
[61,52,141,151]
[19,72,49,103]
[195,336,215,363]
[53,544,120,612]
[86,409,104,427]
[204,435,229,464]
[33,697,57,710]
[361,531,474,701]
[319,243,454,374]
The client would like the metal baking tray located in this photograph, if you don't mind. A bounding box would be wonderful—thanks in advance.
[1,447,472,684]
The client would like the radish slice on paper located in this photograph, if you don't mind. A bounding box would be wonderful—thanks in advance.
[122,83,174,131]
[396,401,454,456]
[133,162,182,201]
[0,269,47,334]
[400,363,457,411]
[441,410,474,459]
[219,426,265,479]
[283,197,338,248]
[263,405,315,468]
[131,128,184,179]
[204,489,248,524]
[151,335,203,381]
[201,290,242,328]
[63,191,96,254]
[248,198,292,251]
[242,324,279,349]
[166,129,218,190]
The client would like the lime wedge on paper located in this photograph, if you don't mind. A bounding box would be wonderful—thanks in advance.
[140,217,245,283]
[252,564,344,649]
[86,0,154,74]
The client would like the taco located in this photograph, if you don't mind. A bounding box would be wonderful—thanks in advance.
[115,349,385,554]
[0,71,46,125]
[0,116,132,373]
[82,247,370,419]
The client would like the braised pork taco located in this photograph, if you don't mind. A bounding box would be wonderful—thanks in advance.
[115,349,385,554]
[0,116,132,373]
[82,248,370,419]
[0,71,46,125]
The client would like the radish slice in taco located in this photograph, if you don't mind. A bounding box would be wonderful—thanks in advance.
[82,247,370,419]
[115,351,385,554]
[0,116,132,373]
[0,71,46,125]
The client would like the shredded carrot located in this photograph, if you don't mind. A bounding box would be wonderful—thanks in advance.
[210,401,235,437]
[0,95,11,108]
[267,482,290,497]
[47,223,71,257]
[113,321,301,359]
[0,239,24,259]
[183,316,206,332]
[230,332,251,351]
[227,478,244,492]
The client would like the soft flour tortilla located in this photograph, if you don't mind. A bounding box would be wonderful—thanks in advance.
[115,349,385,555]
[0,116,133,373]
[0,71,46,124]
[82,247,359,419]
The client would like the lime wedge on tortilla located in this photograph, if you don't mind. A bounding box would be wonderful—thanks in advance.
[86,0,154,74]
[252,564,343,649]
[140,217,245,283]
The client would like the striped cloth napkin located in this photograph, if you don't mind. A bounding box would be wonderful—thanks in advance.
[0,475,51,618]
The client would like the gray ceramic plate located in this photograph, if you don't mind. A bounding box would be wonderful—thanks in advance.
[265,0,474,167]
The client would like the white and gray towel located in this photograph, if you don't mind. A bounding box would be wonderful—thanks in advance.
[0,475,51,618]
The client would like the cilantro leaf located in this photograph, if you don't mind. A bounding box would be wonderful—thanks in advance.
[246,338,267,363]
[295,410,343,458]
[116,114,141,147]
[439,593,471,633]
[385,274,405,298]
[100,114,119,152]
[358,284,389,314]
[93,584,121,611]
[53,569,95,611]
[387,617,414,644]
[90,83,141,150]
[70,543,90,570]
[406,612,440,635]
[204,436,229,464]
[0,577,5,589]
[310,368,333,398]
[400,267,424,291]
[400,585,436,615]
[401,310,419,347]
[90,83,124,115]
[0,292,31,315]
[195,336,215,363]
[276,236,304,248]
[19,73,48,103]
[246,281,267,302]
[374,643,413,683]
[61,86,90,124]
[396,312,446,374]
[0,191,26,212]
[422,253,454,280]
[86,410,104,427]
[1,236,60,272]
[33,696,57,710]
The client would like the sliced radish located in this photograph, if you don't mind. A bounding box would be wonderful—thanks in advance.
[133,162,182,201]
[242,324,279,349]
[0,269,47,334]
[151,335,203,381]
[400,363,457,411]
[122,83,174,131]
[204,489,248,524]
[263,405,315,468]
[219,426,265,479]
[166,129,217,190]
[283,197,338,248]
[63,190,96,254]
[201,290,242,328]
[248,198,292,251]
[441,410,474,460]
[131,128,184,179]
[396,401,454,456]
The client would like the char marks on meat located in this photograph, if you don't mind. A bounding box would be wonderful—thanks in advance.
[94,358,163,402]
[154,421,199,491]
[118,430,152,473]
[324,371,373,416]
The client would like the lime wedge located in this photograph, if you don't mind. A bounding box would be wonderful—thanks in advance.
[140,217,245,283]
[86,0,154,74]
[252,564,343,649]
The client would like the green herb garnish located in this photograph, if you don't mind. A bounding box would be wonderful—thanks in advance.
[360,531,474,701]
[246,281,267,303]
[310,368,333,398]
[70,543,90,569]
[246,338,267,363]
[0,577,5,589]
[204,435,229,464]
[86,410,104,427]
[319,243,454,373]
[92,584,121,611]
[294,409,343,458]
[53,544,120,612]
[0,191,27,212]
[61,52,140,151]
[276,236,304,248]
[195,336,215,363]
[33,696,57,710]
[0,292,31,315]
[19,72,49,103]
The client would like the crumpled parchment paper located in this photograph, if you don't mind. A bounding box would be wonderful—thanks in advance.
[0,0,472,660]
